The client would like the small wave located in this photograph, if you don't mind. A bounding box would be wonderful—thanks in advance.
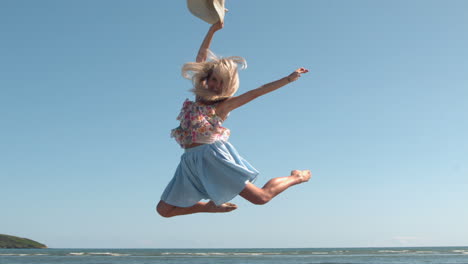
[191,253,213,256]
[89,252,130,257]
[415,251,435,254]
[89,252,114,256]
[0,253,49,256]
[232,252,281,256]
[161,252,199,256]
[378,250,410,253]
[161,252,281,257]
[69,252,85,256]
[68,252,130,257]
[453,250,468,254]
[161,252,218,257]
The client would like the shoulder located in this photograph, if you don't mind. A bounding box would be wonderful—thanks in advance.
[214,98,233,121]
[179,99,196,111]
[182,99,194,106]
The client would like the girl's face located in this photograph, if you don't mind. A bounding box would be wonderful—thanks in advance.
[206,74,223,95]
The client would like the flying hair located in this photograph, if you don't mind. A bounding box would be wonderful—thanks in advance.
[181,50,247,102]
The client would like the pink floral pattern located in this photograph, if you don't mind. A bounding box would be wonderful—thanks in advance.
[171,99,230,147]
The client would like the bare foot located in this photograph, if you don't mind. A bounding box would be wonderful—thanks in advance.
[291,170,312,183]
[206,201,238,213]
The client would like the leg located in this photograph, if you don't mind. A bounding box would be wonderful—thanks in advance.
[239,170,311,205]
[156,200,237,218]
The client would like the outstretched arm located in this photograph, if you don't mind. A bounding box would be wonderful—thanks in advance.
[216,68,309,119]
[196,21,224,63]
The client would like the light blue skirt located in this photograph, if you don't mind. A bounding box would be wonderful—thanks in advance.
[161,141,259,207]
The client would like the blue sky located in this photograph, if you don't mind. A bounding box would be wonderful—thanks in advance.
[1,0,467,248]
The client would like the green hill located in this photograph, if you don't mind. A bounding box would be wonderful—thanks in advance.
[0,234,47,248]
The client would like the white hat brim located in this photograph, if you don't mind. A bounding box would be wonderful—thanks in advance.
[187,0,225,24]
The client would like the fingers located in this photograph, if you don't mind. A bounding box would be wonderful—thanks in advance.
[212,20,224,30]
[288,67,309,83]
[295,67,309,74]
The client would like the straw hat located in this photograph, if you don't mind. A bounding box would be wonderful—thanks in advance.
[187,0,227,24]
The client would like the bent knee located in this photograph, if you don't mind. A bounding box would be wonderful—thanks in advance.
[156,201,174,218]
[240,184,274,205]
[251,195,272,205]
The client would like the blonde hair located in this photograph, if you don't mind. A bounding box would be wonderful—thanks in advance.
[182,50,247,102]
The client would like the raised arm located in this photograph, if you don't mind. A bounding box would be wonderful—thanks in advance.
[216,68,309,119]
[196,21,224,63]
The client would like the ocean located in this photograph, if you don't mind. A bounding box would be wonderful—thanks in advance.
[1,247,468,264]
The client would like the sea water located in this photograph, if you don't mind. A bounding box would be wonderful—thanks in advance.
[1,247,468,264]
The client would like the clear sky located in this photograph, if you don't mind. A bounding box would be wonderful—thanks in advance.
[1,0,467,248]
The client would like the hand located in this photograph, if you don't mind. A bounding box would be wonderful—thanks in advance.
[210,20,224,32]
[287,67,309,82]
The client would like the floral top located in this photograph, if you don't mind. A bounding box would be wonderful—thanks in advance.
[171,99,230,148]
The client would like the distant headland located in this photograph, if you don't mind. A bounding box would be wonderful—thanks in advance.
[0,234,47,249]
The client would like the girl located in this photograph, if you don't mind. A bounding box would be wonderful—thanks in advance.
[156,21,311,218]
